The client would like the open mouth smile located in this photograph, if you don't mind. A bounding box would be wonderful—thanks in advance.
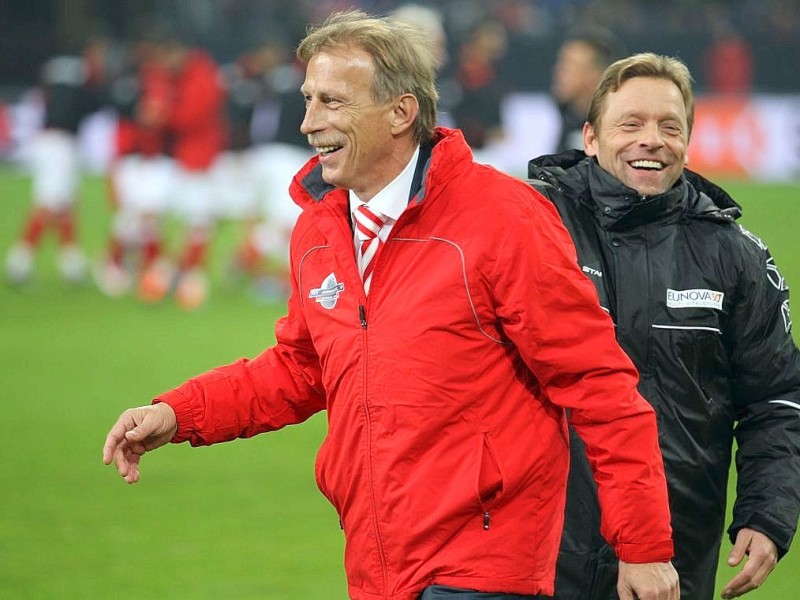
[315,144,343,156]
[629,159,664,171]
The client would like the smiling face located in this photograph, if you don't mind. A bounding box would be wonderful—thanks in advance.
[583,76,689,196]
[300,46,413,201]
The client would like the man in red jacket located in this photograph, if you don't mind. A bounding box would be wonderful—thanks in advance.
[103,11,679,600]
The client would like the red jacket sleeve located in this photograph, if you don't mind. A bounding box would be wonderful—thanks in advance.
[154,293,326,447]
[491,185,674,563]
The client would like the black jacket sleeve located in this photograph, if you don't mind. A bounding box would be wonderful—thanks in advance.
[727,229,800,558]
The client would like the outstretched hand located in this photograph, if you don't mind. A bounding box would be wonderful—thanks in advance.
[721,528,778,599]
[102,403,177,483]
[618,560,680,600]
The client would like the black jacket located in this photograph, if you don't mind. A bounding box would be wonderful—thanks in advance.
[528,151,800,599]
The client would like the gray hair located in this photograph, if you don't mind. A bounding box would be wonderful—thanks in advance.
[297,10,439,144]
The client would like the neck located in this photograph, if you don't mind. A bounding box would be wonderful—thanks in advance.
[356,139,418,202]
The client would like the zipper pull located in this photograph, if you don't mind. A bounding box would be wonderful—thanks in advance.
[359,305,367,329]
[483,511,490,530]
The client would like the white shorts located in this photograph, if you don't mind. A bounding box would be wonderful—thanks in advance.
[210,149,259,220]
[29,129,80,209]
[112,154,175,215]
[250,143,310,229]
[170,167,218,228]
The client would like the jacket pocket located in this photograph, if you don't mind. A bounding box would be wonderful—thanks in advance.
[649,323,733,447]
[314,436,341,517]
[475,432,505,511]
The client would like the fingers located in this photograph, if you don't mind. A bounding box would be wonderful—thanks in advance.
[726,529,751,567]
[617,560,679,600]
[102,405,167,483]
[722,557,777,598]
[112,440,142,484]
[116,435,152,482]
[721,562,760,598]
[721,530,778,599]
[103,404,179,483]
[102,414,136,465]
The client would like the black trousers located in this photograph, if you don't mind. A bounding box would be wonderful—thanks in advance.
[418,585,551,599]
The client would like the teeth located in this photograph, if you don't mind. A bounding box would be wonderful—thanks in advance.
[631,160,663,170]
[317,145,340,155]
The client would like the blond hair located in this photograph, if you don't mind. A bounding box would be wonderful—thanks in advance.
[297,10,439,144]
[588,52,695,136]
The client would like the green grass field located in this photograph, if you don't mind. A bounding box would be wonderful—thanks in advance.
[1,166,798,599]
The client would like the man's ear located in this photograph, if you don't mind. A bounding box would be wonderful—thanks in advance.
[583,122,597,157]
[390,94,419,136]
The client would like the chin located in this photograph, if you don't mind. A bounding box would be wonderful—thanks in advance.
[628,179,668,197]
[319,168,340,187]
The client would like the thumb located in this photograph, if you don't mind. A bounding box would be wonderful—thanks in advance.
[728,531,751,566]
[124,428,144,444]
[125,424,149,442]
[124,408,160,441]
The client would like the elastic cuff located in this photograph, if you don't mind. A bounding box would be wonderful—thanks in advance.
[615,539,674,563]
[153,388,194,443]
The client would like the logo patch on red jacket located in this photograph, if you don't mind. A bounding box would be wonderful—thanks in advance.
[309,272,345,309]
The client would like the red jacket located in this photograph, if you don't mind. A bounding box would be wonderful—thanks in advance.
[165,50,226,170]
[115,63,171,157]
[157,128,673,598]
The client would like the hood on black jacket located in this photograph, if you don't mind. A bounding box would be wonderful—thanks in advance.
[528,150,743,223]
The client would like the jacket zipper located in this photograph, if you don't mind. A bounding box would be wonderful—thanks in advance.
[358,302,389,592]
[359,304,367,329]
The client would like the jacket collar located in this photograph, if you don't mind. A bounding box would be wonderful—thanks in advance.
[291,127,469,212]
[582,158,687,230]
[528,151,742,230]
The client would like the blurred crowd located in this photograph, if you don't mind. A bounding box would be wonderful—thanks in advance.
[150,0,800,48]
[1,0,797,309]
[145,0,798,91]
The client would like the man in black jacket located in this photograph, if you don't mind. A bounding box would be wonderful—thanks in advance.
[528,52,800,599]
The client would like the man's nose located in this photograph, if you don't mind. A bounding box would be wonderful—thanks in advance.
[300,100,320,135]
[640,122,665,147]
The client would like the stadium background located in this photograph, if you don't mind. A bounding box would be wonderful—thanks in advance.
[1,1,799,598]
[3,0,800,180]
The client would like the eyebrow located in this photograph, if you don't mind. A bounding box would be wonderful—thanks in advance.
[615,109,684,122]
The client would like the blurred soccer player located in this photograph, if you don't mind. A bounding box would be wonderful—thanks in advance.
[5,34,108,285]
[95,38,173,298]
[239,51,311,301]
[212,38,291,297]
[140,26,226,311]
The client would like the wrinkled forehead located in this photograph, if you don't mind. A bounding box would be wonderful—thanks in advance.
[301,47,376,94]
